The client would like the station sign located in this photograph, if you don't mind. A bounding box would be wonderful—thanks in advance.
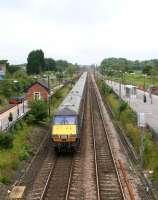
[137,112,146,127]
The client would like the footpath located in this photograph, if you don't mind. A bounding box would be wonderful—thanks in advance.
[104,79,158,135]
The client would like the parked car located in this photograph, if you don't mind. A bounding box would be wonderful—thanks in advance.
[9,96,24,104]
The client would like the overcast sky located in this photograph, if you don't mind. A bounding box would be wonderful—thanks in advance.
[0,0,158,65]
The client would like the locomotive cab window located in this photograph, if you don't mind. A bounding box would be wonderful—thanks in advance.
[65,116,76,124]
[53,116,76,124]
[54,116,65,124]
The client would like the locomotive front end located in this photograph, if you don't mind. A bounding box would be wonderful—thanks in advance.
[52,115,79,150]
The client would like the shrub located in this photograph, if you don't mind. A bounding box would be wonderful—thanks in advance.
[11,160,19,170]
[19,145,31,161]
[0,133,14,149]
[1,176,11,185]
[117,101,128,119]
[28,100,48,123]
[101,82,112,95]
[54,90,62,99]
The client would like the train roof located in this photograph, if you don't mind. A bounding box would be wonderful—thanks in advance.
[55,72,87,116]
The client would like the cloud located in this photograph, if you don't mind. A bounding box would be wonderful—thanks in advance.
[0,0,158,64]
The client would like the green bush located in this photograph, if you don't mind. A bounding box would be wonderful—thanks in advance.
[117,101,127,119]
[1,176,11,185]
[28,100,48,123]
[0,133,14,149]
[11,160,19,170]
[101,82,112,95]
[26,114,36,124]
[19,145,31,161]
[54,90,62,99]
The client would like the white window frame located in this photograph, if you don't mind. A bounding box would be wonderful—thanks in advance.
[34,92,41,100]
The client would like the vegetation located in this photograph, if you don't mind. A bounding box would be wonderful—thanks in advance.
[97,79,158,181]
[104,72,158,89]
[0,133,14,149]
[0,83,72,185]
[27,49,45,74]
[0,70,34,102]
[99,58,158,89]
[27,100,48,124]
[0,121,33,184]
[45,58,56,71]
[100,57,158,74]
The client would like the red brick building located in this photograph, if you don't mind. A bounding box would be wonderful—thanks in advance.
[26,81,50,102]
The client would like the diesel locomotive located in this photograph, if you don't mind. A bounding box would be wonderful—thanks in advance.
[51,72,87,151]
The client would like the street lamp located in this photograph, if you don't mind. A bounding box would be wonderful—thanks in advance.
[13,80,20,117]
[143,74,147,103]
[46,68,51,118]
[119,70,122,100]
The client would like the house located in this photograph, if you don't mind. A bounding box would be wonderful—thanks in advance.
[26,81,50,102]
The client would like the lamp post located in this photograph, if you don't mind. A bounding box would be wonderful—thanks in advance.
[119,70,122,100]
[143,74,147,103]
[13,80,20,117]
[46,68,51,118]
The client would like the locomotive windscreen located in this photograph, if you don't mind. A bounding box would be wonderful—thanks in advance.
[52,116,77,135]
[53,116,76,124]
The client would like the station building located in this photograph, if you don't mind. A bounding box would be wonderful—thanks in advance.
[26,81,50,102]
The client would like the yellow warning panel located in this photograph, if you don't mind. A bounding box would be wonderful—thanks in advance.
[52,125,76,135]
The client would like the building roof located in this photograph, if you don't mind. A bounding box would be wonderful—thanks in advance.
[37,80,49,91]
[27,80,50,92]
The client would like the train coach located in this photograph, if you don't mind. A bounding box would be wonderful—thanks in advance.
[51,72,87,151]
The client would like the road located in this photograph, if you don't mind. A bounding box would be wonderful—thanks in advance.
[104,79,158,135]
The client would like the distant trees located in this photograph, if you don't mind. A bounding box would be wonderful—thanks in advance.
[44,58,56,71]
[100,57,158,74]
[7,65,21,74]
[142,66,152,75]
[56,60,69,71]
[26,50,77,75]
[27,49,45,74]
[66,64,79,77]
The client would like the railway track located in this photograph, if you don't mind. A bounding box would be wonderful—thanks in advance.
[27,152,74,200]
[26,73,126,200]
[90,74,125,200]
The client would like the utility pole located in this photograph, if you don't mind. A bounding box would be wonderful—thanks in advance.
[143,74,147,103]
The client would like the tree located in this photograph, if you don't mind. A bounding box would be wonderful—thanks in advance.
[56,60,69,71]
[27,49,45,74]
[45,58,56,71]
[142,66,152,75]
[56,71,63,83]
[0,80,14,98]
[7,65,21,74]
[66,64,78,77]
